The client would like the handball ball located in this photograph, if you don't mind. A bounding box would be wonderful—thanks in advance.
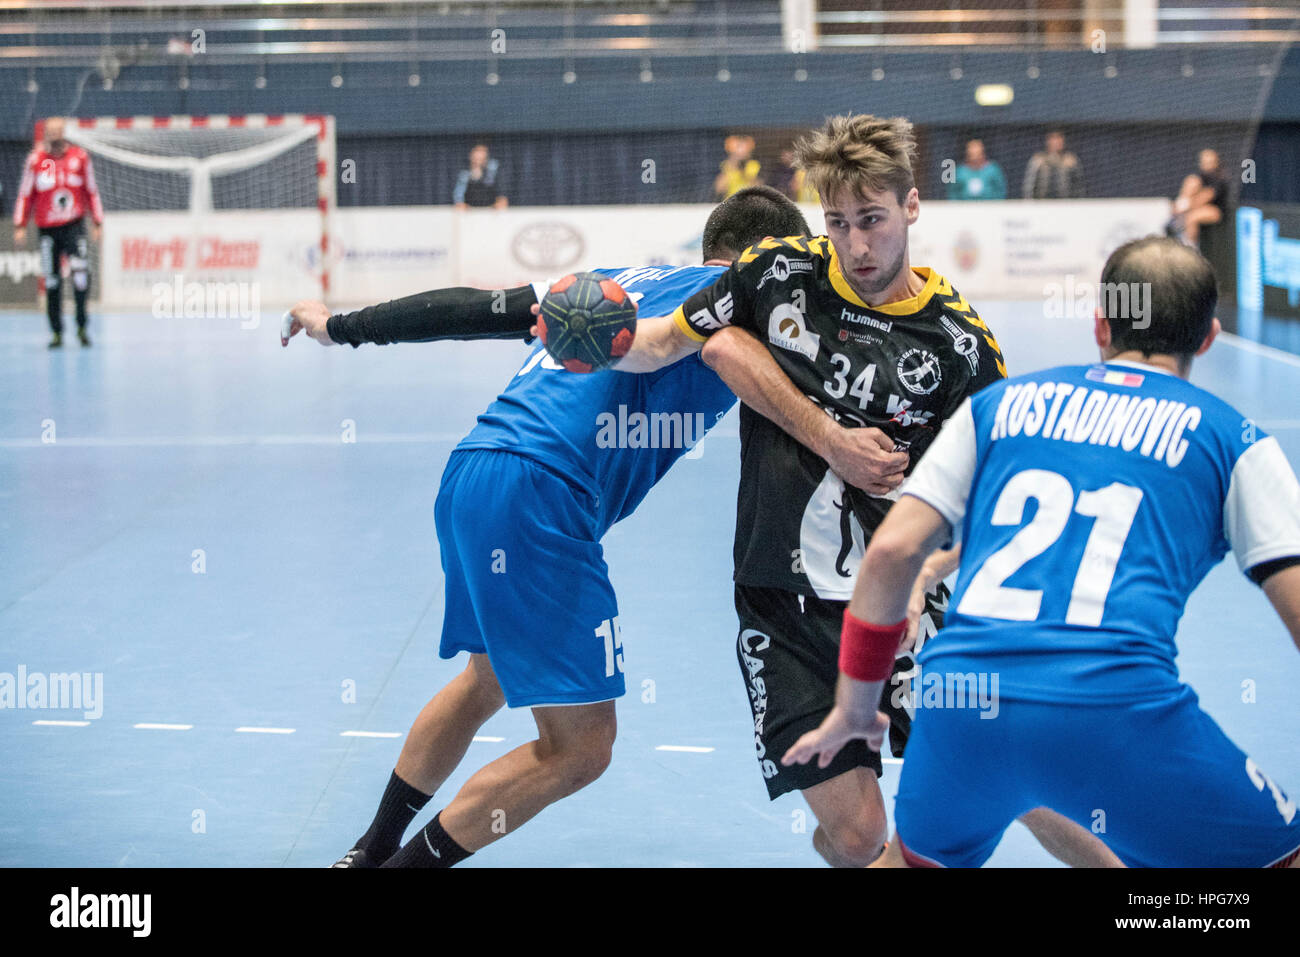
[537,272,637,373]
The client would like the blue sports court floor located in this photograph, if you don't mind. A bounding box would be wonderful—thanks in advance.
[2,302,1298,867]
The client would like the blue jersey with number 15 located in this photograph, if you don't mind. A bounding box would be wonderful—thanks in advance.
[903,360,1300,705]
[455,265,735,536]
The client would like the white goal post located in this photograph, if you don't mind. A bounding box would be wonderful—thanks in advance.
[43,114,336,309]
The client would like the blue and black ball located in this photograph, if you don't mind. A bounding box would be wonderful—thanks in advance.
[537,272,637,373]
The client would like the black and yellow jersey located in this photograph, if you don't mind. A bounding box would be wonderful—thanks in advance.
[672,235,1007,599]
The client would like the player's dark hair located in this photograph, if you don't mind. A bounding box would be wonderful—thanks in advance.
[701,185,811,262]
[794,114,917,206]
[1101,236,1218,364]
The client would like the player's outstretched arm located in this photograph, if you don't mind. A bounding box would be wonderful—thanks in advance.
[1262,564,1300,655]
[700,326,908,495]
[611,314,704,373]
[281,285,539,348]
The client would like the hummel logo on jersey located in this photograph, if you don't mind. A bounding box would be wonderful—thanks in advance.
[756,254,814,290]
[839,307,893,334]
[898,348,943,395]
[688,291,734,331]
[768,303,821,360]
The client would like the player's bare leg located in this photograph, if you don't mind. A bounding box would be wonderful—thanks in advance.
[394,653,506,794]
[802,768,889,867]
[415,699,617,857]
[334,653,506,867]
[1018,807,1124,867]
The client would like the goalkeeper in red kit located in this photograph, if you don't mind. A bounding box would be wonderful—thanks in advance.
[13,117,105,348]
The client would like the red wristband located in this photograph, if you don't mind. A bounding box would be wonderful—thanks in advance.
[839,609,907,682]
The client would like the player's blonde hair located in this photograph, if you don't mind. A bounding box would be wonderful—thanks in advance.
[794,114,917,205]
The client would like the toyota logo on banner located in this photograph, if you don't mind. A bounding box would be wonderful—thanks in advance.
[512,221,585,272]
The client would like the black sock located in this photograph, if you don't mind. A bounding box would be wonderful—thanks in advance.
[354,770,432,862]
[379,811,472,868]
[73,287,89,327]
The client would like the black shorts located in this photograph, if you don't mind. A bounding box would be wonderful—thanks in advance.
[734,580,950,800]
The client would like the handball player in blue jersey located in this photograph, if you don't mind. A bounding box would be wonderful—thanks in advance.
[786,236,1300,867]
[283,186,833,867]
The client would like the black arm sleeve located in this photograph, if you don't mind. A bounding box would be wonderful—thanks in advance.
[326,284,538,348]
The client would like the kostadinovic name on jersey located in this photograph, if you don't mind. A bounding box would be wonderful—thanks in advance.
[672,236,1007,599]
[906,362,1300,704]
[457,265,735,535]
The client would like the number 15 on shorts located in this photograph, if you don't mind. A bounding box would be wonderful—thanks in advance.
[596,617,625,678]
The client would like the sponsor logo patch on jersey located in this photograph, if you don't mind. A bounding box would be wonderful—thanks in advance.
[756,254,814,290]
[939,314,981,375]
[1086,365,1145,387]
[897,348,943,395]
[768,303,821,360]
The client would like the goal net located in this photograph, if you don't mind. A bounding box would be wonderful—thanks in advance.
[47,114,336,312]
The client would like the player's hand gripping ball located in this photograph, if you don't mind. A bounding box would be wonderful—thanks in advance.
[537,272,637,373]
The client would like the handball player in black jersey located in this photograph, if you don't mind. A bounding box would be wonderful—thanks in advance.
[613,114,1121,867]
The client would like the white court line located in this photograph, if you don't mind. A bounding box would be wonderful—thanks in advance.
[340,730,401,739]
[1218,332,1300,370]
[882,757,902,765]
[472,735,505,743]
[32,719,90,727]
[0,432,464,450]
[235,726,295,735]
[655,745,715,753]
[134,722,193,731]
[1258,420,1300,430]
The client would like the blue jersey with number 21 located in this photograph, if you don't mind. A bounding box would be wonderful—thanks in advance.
[903,360,1300,705]
[456,265,734,536]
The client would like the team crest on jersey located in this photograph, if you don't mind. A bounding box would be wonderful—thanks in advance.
[756,254,813,290]
[897,348,943,395]
[767,303,820,360]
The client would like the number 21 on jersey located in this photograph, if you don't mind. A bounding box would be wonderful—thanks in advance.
[958,468,1143,627]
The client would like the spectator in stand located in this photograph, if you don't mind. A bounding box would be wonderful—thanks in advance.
[714,134,762,200]
[13,116,104,348]
[1167,149,1229,248]
[1022,130,1086,200]
[947,139,1006,200]
[770,147,819,204]
[769,147,799,200]
[453,143,508,210]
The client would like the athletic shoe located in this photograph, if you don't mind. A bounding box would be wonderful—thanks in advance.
[331,846,377,868]
[48,333,62,349]
[78,328,91,347]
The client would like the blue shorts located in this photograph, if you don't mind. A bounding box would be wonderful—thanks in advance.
[435,449,623,709]
[894,680,1300,867]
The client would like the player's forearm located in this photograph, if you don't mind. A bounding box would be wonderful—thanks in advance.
[327,285,537,347]
[1262,563,1300,655]
[701,326,838,458]
[833,672,887,723]
[614,315,700,373]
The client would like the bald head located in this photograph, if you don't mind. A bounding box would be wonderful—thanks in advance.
[1101,236,1217,363]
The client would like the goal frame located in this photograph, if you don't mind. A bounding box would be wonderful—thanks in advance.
[36,113,337,300]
